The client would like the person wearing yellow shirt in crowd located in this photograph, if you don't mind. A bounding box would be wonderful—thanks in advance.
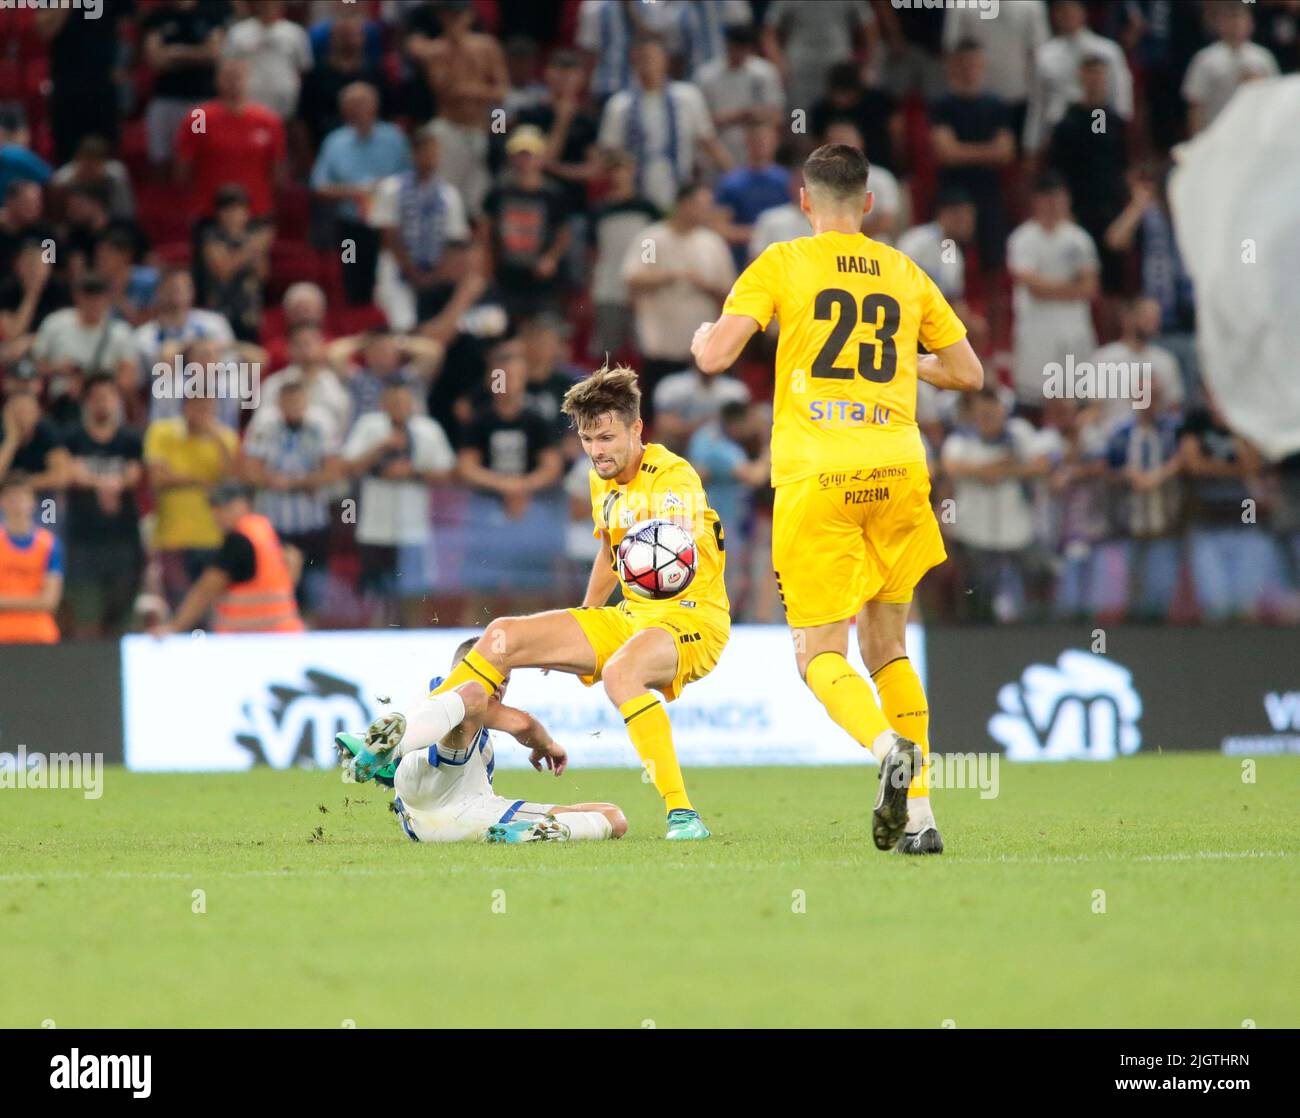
[143,393,239,607]
[692,143,984,856]
[347,365,730,841]
[0,472,64,644]
[153,482,304,635]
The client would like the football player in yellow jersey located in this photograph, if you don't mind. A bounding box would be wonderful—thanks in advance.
[424,365,730,840]
[691,144,984,855]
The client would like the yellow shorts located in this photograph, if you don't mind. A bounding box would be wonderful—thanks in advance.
[771,461,946,628]
[567,600,730,702]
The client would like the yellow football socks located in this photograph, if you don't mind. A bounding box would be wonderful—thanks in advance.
[619,693,692,813]
[872,657,931,798]
[805,652,893,755]
[430,648,505,697]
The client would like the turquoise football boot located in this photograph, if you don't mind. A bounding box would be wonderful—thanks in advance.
[665,808,710,840]
[485,816,571,844]
[334,717,403,786]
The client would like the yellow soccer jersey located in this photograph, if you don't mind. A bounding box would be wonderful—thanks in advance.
[722,230,967,487]
[588,442,729,617]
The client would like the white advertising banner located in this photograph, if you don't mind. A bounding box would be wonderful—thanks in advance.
[121,625,924,772]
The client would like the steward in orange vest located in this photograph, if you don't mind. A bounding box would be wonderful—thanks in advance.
[161,483,304,635]
[0,472,62,644]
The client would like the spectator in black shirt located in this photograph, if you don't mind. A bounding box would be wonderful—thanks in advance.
[810,61,902,173]
[0,240,71,363]
[1048,55,1129,293]
[196,184,273,343]
[515,49,601,220]
[0,181,58,277]
[930,40,1015,272]
[141,0,228,167]
[519,313,584,456]
[297,15,390,152]
[60,183,149,285]
[0,382,70,496]
[457,337,564,520]
[37,0,132,164]
[480,126,572,328]
[61,374,144,637]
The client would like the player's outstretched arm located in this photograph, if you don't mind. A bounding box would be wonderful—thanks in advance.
[691,314,761,375]
[917,336,984,392]
[486,703,568,775]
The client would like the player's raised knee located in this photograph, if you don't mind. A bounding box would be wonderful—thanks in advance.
[600,655,643,703]
[480,616,522,665]
[599,804,629,838]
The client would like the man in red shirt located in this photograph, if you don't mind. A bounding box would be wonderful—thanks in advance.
[175,58,287,220]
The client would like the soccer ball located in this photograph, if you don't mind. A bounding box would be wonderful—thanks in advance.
[617,519,697,600]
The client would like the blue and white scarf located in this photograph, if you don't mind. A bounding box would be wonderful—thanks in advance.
[626,83,682,198]
[398,170,449,271]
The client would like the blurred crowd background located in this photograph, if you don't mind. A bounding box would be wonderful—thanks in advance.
[1,0,1299,641]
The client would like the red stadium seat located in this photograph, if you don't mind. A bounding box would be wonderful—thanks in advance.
[152,242,193,268]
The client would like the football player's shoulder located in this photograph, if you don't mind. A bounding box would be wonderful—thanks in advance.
[744,237,790,280]
[642,443,702,489]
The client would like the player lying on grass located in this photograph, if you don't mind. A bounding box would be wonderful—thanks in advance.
[416,365,730,841]
[335,638,627,844]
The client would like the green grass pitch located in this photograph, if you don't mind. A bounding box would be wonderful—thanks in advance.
[2,754,1297,1028]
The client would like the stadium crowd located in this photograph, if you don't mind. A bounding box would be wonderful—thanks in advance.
[1,0,1299,642]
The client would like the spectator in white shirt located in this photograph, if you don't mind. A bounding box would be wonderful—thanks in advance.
[249,322,352,444]
[1008,173,1100,407]
[1182,5,1280,135]
[748,164,810,262]
[136,267,235,372]
[896,188,986,350]
[761,0,875,113]
[588,150,659,361]
[897,188,975,302]
[653,366,751,456]
[32,273,139,424]
[369,125,476,334]
[695,24,785,167]
[621,180,736,404]
[598,34,731,214]
[941,389,1051,622]
[1088,296,1184,434]
[222,1,313,119]
[342,379,455,622]
[1023,0,1132,153]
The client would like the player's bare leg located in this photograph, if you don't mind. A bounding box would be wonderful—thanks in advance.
[794,617,920,851]
[859,600,942,855]
[602,628,708,839]
[432,611,599,699]
[487,801,628,844]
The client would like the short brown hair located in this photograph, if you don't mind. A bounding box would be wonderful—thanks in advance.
[561,363,642,429]
[803,143,869,206]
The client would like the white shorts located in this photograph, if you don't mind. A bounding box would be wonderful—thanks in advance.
[392,794,556,843]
